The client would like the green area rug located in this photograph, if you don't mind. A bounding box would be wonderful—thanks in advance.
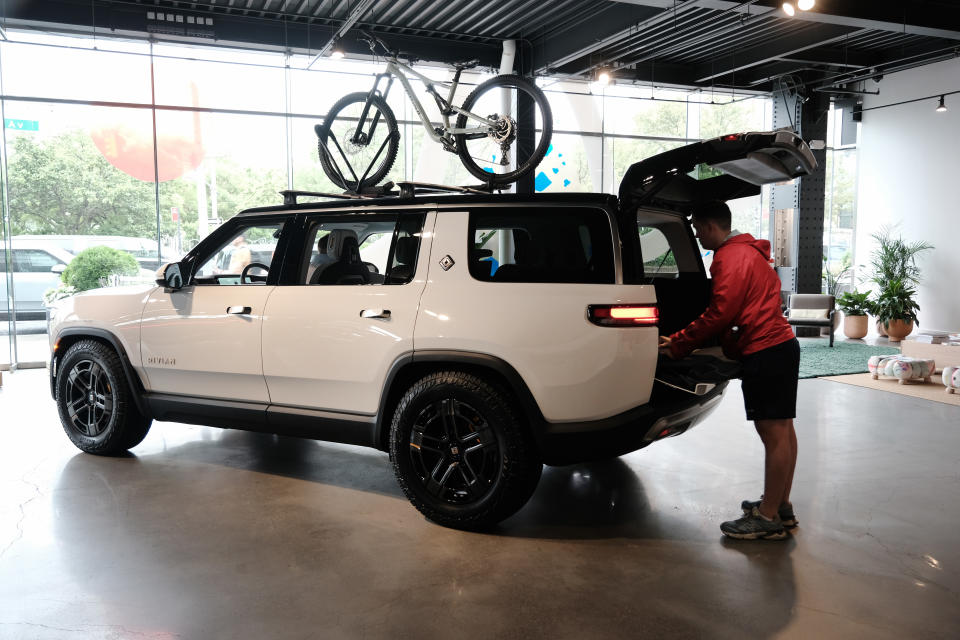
[799,340,899,379]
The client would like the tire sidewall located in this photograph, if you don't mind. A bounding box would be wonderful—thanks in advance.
[318,92,399,190]
[56,343,127,454]
[455,74,553,185]
[391,374,525,525]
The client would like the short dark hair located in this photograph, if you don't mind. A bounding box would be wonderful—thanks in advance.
[690,201,731,230]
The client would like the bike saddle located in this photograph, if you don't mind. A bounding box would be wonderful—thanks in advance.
[452,59,479,70]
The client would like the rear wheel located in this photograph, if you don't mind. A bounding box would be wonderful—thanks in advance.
[390,371,542,529]
[56,340,152,455]
[455,74,553,186]
[316,92,399,191]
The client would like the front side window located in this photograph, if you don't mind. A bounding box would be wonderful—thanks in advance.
[301,212,425,286]
[469,207,615,284]
[13,249,63,273]
[194,222,284,285]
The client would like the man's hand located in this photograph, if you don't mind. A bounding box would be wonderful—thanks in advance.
[658,335,676,359]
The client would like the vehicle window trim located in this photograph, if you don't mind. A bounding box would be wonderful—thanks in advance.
[184,214,294,287]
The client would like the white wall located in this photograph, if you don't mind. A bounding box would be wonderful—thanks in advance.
[857,57,960,332]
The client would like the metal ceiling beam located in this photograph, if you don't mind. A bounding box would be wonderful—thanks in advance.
[694,23,867,83]
[307,0,377,68]
[531,1,683,74]
[615,0,960,41]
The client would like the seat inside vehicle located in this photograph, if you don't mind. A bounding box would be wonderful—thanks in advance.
[312,229,370,285]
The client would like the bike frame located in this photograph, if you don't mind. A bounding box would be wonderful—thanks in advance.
[367,55,498,144]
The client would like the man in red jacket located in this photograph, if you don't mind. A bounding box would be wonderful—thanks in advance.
[659,201,800,540]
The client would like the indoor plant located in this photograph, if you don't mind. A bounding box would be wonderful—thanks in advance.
[836,290,871,339]
[872,278,920,341]
[868,226,932,336]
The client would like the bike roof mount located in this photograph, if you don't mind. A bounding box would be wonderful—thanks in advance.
[280,180,503,206]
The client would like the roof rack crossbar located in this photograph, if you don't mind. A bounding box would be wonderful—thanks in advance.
[396,181,497,198]
[280,190,364,205]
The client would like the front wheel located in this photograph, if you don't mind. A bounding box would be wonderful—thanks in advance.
[316,92,399,192]
[455,74,553,186]
[56,340,152,455]
[390,371,542,530]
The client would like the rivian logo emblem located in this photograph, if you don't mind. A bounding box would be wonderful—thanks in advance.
[147,356,176,366]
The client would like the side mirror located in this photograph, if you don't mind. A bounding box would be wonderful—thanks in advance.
[156,262,184,290]
[51,264,67,274]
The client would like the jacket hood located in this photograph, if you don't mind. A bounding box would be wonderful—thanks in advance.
[721,233,771,261]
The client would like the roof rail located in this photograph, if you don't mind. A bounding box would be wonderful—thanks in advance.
[395,181,497,198]
[281,181,500,205]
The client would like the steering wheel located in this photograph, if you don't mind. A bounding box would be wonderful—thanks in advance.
[240,262,270,284]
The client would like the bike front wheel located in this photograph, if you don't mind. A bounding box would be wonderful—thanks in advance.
[455,74,553,187]
[316,92,399,191]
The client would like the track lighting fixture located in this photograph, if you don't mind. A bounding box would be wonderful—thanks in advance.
[782,0,814,17]
[595,67,612,85]
[330,37,345,59]
[936,95,947,112]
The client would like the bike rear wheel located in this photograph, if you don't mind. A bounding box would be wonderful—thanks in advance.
[316,92,399,191]
[455,74,552,187]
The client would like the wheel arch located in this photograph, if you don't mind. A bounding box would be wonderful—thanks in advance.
[375,350,546,452]
[52,328,150,416]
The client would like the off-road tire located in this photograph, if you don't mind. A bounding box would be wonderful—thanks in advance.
[316,92,399,191]
[56,340,152,455]
[455,74,553,186]
[390,371,542,530]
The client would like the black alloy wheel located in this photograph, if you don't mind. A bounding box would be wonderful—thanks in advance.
[390,371,542,530]
[56,340,152,455]
[62,359,115,438]
[409,397,501,504]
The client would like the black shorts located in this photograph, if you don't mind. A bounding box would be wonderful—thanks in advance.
[740,338,800,421]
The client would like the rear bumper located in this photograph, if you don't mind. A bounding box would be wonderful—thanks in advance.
[535,380,728,466]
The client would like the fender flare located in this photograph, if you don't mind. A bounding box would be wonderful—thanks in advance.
[52,327,151,417]
[374,350,546,451]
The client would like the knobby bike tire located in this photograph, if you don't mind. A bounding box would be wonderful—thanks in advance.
[316,92,399,191]
[454,74,553,187]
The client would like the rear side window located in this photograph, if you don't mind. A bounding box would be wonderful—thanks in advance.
[469,207,615,284]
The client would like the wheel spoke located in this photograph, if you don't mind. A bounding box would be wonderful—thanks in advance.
[440,399,458,439]
[67,366,85,392]
[458,465,486,500]
[86,406,97,436]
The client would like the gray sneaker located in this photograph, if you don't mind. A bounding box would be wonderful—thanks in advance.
[741,498,797,528]
[721,506,788,540]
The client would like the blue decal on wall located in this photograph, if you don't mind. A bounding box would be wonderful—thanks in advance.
[558,153,563,158]
[545,144,553,157]
[562,161,566,166]
[492,154,497,162]
[552,167,559,174]
[563,179,571,187]
[534,171,552,191]
[483,167,494,173]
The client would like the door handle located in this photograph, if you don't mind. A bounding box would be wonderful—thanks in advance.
[227,306,252,315]
[360,308,391,319]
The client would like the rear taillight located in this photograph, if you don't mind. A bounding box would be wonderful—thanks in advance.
[587,304,659,327]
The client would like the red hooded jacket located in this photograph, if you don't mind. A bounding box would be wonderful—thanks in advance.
[668,233,795,359]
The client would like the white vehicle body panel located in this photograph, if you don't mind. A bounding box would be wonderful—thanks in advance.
[49,284,155,379]
[261,213,435,413]
[139,285,275,402]
[416,211,658,423]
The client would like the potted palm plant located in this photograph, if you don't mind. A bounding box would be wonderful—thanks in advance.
[868,226,932,336]
[872,278,920,342]
[836,290,871,339]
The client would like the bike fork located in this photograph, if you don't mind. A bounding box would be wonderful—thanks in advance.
[355,73,394,143]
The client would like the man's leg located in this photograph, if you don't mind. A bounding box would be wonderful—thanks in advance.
[755,418,797,520]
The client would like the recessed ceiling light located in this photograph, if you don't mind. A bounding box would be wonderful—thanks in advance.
[782,2,795,16]
[596,68,611,85]
[798,0,815,10]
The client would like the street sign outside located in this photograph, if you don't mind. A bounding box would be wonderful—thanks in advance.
[171,207,180,222]
[5,119,39,131]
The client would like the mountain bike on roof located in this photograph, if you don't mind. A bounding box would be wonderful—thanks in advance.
[314,29,553,191]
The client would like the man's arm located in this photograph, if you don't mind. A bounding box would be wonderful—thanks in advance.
[667,252,748,358]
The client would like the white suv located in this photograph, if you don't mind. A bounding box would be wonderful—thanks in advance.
[47,131,815,529]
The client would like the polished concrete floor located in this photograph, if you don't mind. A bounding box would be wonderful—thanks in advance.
[1,368,958,640]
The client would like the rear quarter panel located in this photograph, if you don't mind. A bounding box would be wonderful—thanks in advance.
[416,210,658,423]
